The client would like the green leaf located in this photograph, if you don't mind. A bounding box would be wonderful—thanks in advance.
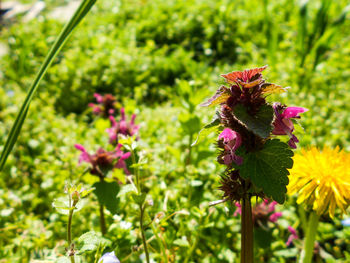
[233,104,274,138]
[239,139,294,204]
[173,238,190,247]
[93,181,120,215]
[77,231,111,253]
[0,0,97,171]
[200,86,231,107]
[191,113,221,146]
[131,192,146,206]
[52,196,86,215]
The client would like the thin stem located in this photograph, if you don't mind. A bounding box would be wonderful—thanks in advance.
[241,195,254,263]
[140,205,150,263]
[300,211,319,263]
[99,203,107,236]
[150,222,168,263]
[99,176,107,236]
[131,150,140,193]
[67,197,77,263]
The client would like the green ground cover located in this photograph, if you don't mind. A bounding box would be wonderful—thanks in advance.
[0,0,350,262]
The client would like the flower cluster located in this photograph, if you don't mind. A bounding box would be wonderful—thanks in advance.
[75,144,131,176]
[200,66,307,203]
[76,94,140,178]
[89,93,118,118]
[107,108,140,144]
[234,199,283,226]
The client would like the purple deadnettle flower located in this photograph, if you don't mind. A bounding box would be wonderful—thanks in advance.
[98,251,120,263]
[106,108,140,144]
[272,103,308,149]
[88,93,118,118]
[75,144,131,176]
[218,128,243,165]
[286,226,299,246]
[234,199,282,225]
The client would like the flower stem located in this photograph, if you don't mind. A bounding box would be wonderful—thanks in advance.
[241,195,254,263]
[131,149,140,193]
[140,204,150,263]
[300,211,319,263]
[99,176,107,236]
[67,197,77,263]
[99,203,107,236]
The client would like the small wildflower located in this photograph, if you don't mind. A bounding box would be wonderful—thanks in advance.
[88,93,118,118]
[98,251,120,263]
[106,108,140,144]
[286,226,299,246]
[288,146,350,218]
[75,144,131,176]
[272,103,308,149]
[233,199,282,225]
[234,202,242,216]
[218,128,243,165]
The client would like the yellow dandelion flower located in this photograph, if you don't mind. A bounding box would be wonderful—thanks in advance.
[288,146,350,218]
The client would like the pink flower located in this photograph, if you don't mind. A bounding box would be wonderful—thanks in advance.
[106,108,140,144]
[89,93,117,118]
[234,202,242,216]
[218,128,243,165]
[269,212,283,223]
[74,144,131,176]
[286,226,299,246]
[272,103,308,149]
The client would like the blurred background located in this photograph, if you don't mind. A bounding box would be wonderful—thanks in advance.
[0,0,350,262]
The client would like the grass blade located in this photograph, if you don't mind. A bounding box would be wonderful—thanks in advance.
[0,0,97,170]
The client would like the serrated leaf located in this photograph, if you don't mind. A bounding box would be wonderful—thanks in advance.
[200,86,231,107]
[233,104,274,138]
[93,181,120,215]
[261,83,288,94]
[239,139,294,204]
[77,231,111,253]
[191,114,221,146]
[173,238,190,247]
[52,196,86,215]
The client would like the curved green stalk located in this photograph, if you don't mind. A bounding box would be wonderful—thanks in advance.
[300,211,319,263]
[0,0,97,171]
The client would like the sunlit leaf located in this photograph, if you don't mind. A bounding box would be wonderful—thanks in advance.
[191,113,221,146]
[261,83,288,94]
[238,139,294,204]
[200,86,231,107]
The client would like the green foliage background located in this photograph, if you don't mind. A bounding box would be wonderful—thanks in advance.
[0,0,350,262]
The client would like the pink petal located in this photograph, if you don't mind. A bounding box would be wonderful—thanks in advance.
[131,114,137,124]
[219,128,236,142]
[121,152,131,160]
[120,108,126,121]
[75,144,86,152]
[109,116,117,127]
[282,107,308,118]
[94,93,103,103]
[269,212,282,223]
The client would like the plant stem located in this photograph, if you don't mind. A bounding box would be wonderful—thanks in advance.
[150,222,168,263]
[140,204,150,263]
[99,203,107,236]
[99,176,107,236]
[131,149,140,193]
[67,198,77,263]
[300,211,319,263]
[241,195,254,263]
